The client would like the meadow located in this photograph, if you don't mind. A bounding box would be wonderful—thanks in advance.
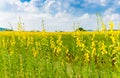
[0,31,120,78]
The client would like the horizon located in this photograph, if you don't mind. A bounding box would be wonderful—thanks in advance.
[0,0,120,31]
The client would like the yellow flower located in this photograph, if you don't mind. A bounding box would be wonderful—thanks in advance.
[2,38,6,48]
[109,20,114,31]
[9,49,14,56]
[10,40,16,46]
[84,52,90,62]
[54,46,61,56]
[65,49,69,54]
[32,48,38,58]
[92,41,95,47]
[57,35,63,46]
[61,60,64,66]
[91,34,95,41]
[110,35,116,44]
[100,42,107,55]
[50,37,56,49]
[101,22,106,31]
[92,48,96,57]
[76,37,81,47]
[56,47,61,55]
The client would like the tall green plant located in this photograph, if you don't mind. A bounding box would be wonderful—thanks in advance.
[96,13,106,31]
[42,20,46,32]
[17,16,24,31]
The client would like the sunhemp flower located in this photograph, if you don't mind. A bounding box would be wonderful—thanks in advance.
[100,42,107,55]
[84,52,90,62]
[109,20,114,31]
[32,48,38,58]
[101,22,106,31]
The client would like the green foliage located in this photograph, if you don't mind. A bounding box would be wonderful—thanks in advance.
[0,31,120,78]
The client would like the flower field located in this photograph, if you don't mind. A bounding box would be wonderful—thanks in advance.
[0,31,120,78]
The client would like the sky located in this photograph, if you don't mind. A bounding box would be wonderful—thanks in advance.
[0,0,120,31]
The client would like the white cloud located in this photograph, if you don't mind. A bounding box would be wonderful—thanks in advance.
[0,10,97,31]
[44,0,56,13]
[99,0,106,6]
[84,0,107,6]
[79,14,90,20]
[103,7,116,15]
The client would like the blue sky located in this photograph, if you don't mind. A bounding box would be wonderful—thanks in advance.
[0,0,120,31]
[20,0,31,3]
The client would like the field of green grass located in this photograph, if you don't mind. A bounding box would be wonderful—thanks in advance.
[0,31,120,78]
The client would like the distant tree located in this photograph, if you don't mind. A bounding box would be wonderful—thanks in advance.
[0,28,13,31]
[75,27,86,31]
[73,22,86,31]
